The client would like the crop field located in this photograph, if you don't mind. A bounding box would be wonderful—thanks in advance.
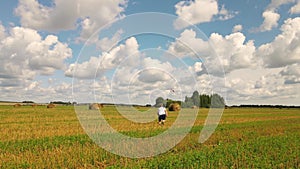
[0,105,299,168]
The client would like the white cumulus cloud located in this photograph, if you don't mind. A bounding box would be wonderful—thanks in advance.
[257,17,300,68]
[174,0,217,29]
[167,29,210,57]
[232,24,243,33]
[96,29,123,51]
[257,0,295,32]
[290,1,300,14]
[280,63,300,84]
[174,0,237,29]
[0,26,72,88]
[259,10,280,31]
[15,0,127,40]
[167,29,257,74]
[209,32,257,73]
[0,23,6,40]
[65,37,140,79]
[218,5,238,21]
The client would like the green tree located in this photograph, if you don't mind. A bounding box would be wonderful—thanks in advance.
[200,94,210,108]
[181,100,194,108]
[155,97,165,107]
[191,91,200,107]
[211,94,225,108]
[182,96,193,108]
[166,98,173,108]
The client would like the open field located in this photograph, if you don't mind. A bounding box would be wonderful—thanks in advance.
[0,105,299,168]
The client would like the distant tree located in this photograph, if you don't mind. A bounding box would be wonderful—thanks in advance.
[181,101,194,108]
[182,96,193,108]
[184,96,193,103]
[50,101,72,105]
[154,92,225,109]
[200,94,210,108]
[155,97,165,107]
[211,94,225,108]
[22,101,34,103]
[191,91,200,107]
[166,98,173,108]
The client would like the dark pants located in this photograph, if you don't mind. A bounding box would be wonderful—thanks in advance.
[158,114,166,122]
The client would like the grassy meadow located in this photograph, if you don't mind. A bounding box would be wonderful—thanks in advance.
[0,105,299,168]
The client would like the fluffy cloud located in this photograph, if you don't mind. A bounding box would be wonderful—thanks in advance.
[65,56,103,79]
[188,62,203,74]
[68,35,186,104]
[257,0,295,32]
[65,37,140,79]
[142,57,174,72]
[15,0,127,40]
[280,63,300,84]
[0,24,72,100]
[167,29,210,57]
[71,76,113,103]
[210,32,257,74]
[224,68,290,105]
[137,69,171,83]
[167,29,256,74]
[0,23,6,40]
[174,0,218,28]
[224,16,300,105]
[100,37,140,70]
[218,5,237,21]
[69,67,182,104]
[0,78,74,103]
[108,56,181,105]
[267,0,295,10]
[68,22,300,105]
[290,1,300,14]
[137,57,174,83]
[0,26,72,88]
[174,0,235,29]
[232,24,243,33]
[259,10,280,31]
[96,29,123,51]
[111,55,175,87]
[15,0,74,31]
[280,64,300,76]
[26,35,72,74]
[257,17,300,68]
[72,65,299,105]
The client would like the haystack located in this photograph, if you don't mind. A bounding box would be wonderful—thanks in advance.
[168,103,181,111]
[31,104,38,108]
[13,103,21,107]
[191,105,198,109]
[89,103,102,110]
[47,103,56,108]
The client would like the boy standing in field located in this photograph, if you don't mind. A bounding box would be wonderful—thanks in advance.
[157,104,168,125]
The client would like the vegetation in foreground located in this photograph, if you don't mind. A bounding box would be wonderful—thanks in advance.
[0,105,299,168]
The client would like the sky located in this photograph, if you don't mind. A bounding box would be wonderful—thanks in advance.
[0,0,300,106]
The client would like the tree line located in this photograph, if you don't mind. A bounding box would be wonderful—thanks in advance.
[155,90,225,108]
[230,105,300,108]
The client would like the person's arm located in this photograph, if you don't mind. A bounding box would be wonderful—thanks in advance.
[165,108,168,117]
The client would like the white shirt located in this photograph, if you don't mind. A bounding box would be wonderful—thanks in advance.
[157,106,166,115]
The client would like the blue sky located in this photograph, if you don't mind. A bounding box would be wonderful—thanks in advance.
[0,0,300,105]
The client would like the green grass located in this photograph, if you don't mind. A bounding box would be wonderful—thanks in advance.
[0,105,299,168]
